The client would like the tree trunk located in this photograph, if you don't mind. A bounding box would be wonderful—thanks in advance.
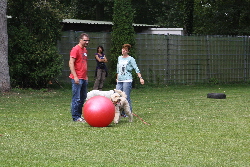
[0,0,10,92]
[183,0,194,35]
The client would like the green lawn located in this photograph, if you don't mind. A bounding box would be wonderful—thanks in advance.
[0,84,249,166]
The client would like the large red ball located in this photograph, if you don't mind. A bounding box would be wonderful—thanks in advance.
[83,96,115,127]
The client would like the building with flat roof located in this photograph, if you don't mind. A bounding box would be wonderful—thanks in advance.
[61,19,160,33]
[141,28,184,35]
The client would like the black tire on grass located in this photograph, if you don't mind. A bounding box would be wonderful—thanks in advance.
[207,93,226,99]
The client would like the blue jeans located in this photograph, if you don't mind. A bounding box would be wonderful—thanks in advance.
[71,79,88,121]
[116,82,132,112]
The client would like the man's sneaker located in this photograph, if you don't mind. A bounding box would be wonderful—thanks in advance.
[76,118,86,123]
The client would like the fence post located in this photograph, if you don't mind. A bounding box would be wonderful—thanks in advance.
[166,35,169,83]
[243,36,248,81]
[206,35,211,82]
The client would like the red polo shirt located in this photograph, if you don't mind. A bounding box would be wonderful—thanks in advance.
[69,45,88,80]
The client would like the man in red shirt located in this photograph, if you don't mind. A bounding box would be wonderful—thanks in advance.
[69,33,90,122]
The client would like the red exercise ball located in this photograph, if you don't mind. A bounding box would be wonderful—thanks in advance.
[83,96,115,127]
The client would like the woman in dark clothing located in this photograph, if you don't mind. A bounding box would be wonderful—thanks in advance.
[93,46,108,90]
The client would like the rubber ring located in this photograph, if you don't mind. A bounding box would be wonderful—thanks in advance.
[207,93,226,99]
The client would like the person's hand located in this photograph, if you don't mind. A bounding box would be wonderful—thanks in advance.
[74,77,79,84]
[140,78,144,85]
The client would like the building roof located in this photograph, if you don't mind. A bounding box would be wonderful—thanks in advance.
[62,19,160,27]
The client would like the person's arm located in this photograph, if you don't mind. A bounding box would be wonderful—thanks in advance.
[116,58,119,82]
[95,54,108,62]
[130,57,144,85]
[69,57,79,84]
[137,73,144,85]
[103,55,108,62]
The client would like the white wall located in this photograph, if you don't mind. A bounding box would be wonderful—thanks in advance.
[142,28,184,35]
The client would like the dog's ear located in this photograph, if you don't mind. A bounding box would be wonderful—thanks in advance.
[120,91,127,98]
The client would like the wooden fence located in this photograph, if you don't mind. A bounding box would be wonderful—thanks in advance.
[57,31,250,84]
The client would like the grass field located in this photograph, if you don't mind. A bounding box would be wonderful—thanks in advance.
[0,84,249,166]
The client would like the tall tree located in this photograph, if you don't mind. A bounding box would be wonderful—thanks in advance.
[132,0,169,25]
[71,0,113,21]
[0,0,10,92]
[110,0,135,84]
[156,1,194,35]
[193,0,250,35]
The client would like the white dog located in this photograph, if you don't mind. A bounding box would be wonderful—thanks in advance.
[86,89,133,124]
[86,90,117,101]
[110,91,133,124]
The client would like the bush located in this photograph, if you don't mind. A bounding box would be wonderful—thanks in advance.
[7,0,64,88]
[8,25,63,88]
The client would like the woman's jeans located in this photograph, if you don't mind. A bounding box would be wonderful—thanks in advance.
[71,79,88,121]
[116,82,132,112]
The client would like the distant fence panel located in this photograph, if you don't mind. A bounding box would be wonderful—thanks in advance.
[57,31,111,83]
[135,34,168,84]
[57,31,250,84]
[136,34,250,84]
